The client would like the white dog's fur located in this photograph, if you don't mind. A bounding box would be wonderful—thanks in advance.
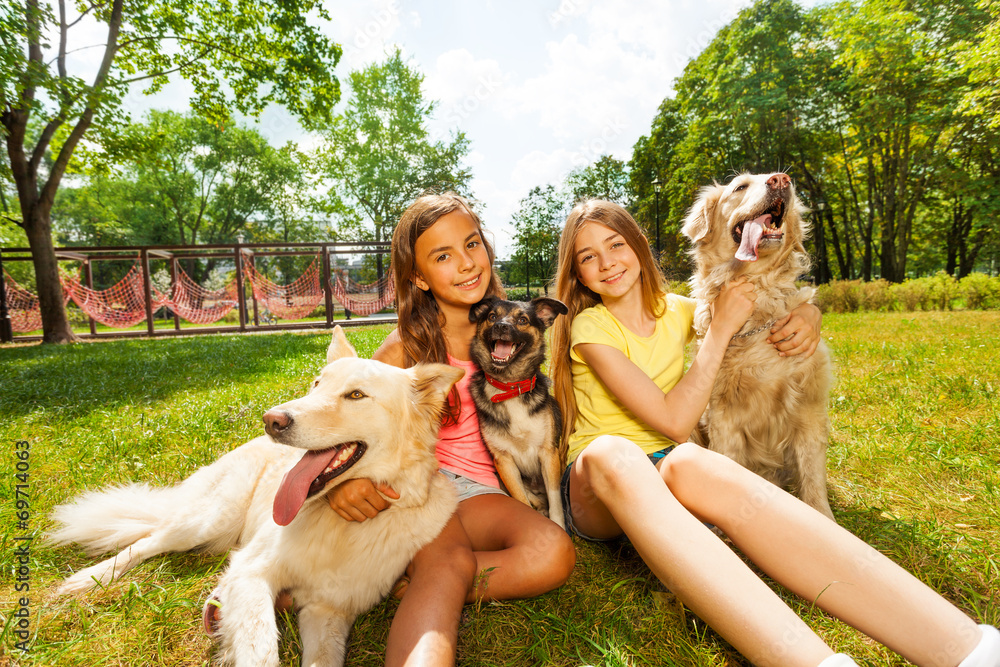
[47,326,462,666]
[682,172,835,520]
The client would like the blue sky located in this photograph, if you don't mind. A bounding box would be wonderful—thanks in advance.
[67,0,816,256]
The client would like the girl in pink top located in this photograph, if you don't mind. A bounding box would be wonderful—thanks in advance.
[326,193,575,666]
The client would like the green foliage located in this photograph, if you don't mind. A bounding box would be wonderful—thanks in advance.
[315,49,472,243]
[959,271,1000,309]
[816,273,1000,312]
[816,280,862,313]
[892,279,934,312]
[54,110,323,249]
[3,0,343,341]
[507,185,566,289]
[625,0,998,283]
[565,156,631,208]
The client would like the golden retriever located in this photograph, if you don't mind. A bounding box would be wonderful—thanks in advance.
[681,172,835,520]
[47,326,463,666]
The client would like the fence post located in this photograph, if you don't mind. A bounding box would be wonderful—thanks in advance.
[140,249,155,336]
[322,245,333,328]
[250,254,260,327]
[84,259,97,335]
[0,250,13,343]
[234,242,247,332]
[169,258,180,331]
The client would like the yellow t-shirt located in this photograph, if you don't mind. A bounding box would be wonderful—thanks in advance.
[566,293,697,464]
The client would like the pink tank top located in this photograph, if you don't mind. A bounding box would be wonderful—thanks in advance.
[435,356,500,488]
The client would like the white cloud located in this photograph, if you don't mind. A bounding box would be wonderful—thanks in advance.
[330,0,406,70]
[424,49,508,123]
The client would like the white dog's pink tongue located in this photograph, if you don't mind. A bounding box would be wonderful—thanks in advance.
[272,448,341,526]
[735,214,770,262]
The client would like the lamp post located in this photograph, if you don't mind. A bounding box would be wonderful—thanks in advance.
[651,178,662,255]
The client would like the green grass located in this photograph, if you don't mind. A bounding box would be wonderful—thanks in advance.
[1,312,997,666]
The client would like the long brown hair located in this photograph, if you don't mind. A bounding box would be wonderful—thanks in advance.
[550,199,667,450]
[391,192,505,420]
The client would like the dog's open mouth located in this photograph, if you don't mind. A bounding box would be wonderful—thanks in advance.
[490,339,521,365]
[272,441,367,526]
[733,199,785,262]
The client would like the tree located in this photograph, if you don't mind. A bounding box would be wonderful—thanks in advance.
[823,0,990,281]
[54,110,321,281]
[508,185,565,293]
[316,49,472,254]
[565,155,631,208]
[2,0,342,342]
[629,97,689,276]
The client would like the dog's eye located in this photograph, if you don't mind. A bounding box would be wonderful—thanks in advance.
[488,313,496,323]
[734,184,748,192]
[517,316,529,326]
[346,390,366,400]
[311,378,320,388]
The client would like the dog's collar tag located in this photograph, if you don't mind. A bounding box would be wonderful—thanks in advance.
[484,374,537,402]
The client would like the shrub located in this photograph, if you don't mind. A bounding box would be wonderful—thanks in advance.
[892,279,931,311]
[926,271,960,310]
[816,280,861,313]
[666,280,692,297]
[859,279,896,312]
[959,272,1000,310]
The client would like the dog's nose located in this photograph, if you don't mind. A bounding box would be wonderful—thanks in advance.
[263,409,293,437]
[767,173,791,190]
[493,322,513,336]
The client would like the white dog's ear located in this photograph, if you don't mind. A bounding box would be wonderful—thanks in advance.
[682,184,724,244]
[326,325,358,363]
[410,363,465,421]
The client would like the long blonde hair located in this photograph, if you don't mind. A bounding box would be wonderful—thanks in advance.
[391,192,505,420]
[550,199,667,450]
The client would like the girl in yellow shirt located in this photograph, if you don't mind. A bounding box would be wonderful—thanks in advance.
[549,199,997,667]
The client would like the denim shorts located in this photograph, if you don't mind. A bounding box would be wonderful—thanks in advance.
[440,469,508,503]
[560,445,675,542]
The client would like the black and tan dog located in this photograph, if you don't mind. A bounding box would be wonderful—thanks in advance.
[468,296,568,529]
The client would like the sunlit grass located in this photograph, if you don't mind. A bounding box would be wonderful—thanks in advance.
[1,313,996,665]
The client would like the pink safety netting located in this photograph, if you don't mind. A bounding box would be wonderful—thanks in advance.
[241,254,324,320]
[2,270,71,333]
[62,265,168,329]
[331,272,395,316]
[4,251,397,332]
[162,264,239,325]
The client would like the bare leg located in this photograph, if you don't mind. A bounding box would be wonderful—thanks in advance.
[570,436,833,667]
[384,514,476,667]
[457,493,575,601]
[663,443,982,667]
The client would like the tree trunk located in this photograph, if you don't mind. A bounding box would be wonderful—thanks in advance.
[24,202,76,343]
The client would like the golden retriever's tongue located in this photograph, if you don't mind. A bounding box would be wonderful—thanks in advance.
[272,448,341,526]
[492,340,515,361]
[735,215,770,262]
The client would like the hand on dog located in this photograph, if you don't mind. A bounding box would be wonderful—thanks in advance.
[327,479,399,522]
[710,277,757,338]
[767,303,822,358]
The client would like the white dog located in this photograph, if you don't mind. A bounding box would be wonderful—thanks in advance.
[47,327,463,666]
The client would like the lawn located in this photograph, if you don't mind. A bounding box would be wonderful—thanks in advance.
[1,311,997,666]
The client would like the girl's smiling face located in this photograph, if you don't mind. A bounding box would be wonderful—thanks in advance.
[413,208,492,311]
[573,221,642,300]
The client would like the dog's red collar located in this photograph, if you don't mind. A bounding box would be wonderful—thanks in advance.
[484,374,536,403]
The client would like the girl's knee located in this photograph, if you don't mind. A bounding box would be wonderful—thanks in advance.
[410,534,477,586]
[577,435,647,496]
[542,522,576,586]
[661,442,754,504]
